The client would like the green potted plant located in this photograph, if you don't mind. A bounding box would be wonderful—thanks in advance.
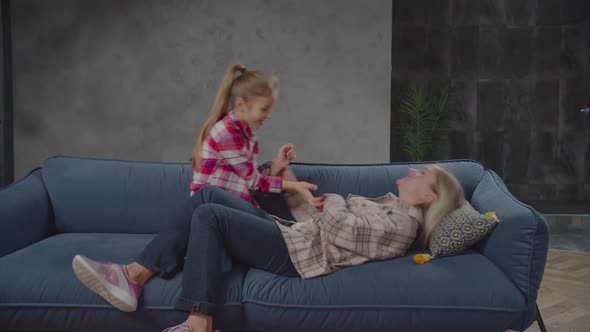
[399,85,451,161]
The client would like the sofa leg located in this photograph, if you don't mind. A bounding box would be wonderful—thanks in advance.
[537,304,547,332]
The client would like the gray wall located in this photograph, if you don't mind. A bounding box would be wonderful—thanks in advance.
[390,0,590,205]
[12,0,391,180]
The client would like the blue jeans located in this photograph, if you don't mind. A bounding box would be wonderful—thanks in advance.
[135,185,275,277]
[135,186,298,314]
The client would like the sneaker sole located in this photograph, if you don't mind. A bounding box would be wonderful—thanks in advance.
[72,255,137,312]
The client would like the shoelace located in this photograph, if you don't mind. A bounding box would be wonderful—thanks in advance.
[103,264,119,285]
[161,323,222,332]
[163,322,192,332]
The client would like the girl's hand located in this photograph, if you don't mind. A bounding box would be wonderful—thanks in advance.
[280,143,296,161]
[271,143,296,175]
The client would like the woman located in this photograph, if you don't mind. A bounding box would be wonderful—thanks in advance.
[74,165,465,332]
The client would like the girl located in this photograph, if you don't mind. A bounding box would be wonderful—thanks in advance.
[189,63,321,205]
[72,64,322,315]
[191,64,317,202]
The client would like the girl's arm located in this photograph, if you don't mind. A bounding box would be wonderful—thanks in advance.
[217,132,321,206]
[258,144,295,177]
[216,134,283,193]
[216,138,320,207]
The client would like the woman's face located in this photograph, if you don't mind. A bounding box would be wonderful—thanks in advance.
[234,96,274,129]
[396,166,439,206]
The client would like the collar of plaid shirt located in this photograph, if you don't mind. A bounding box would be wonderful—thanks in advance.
[227,111,255,139]
[344,193,423,220]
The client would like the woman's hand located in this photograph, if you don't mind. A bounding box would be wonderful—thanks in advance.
[305,191,327,210]
[283,180,324,209]
[271,143,296,175]
[315,193,336,211]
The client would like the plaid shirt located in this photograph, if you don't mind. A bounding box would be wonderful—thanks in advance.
[190,111,283,206]
[275,192,421,279]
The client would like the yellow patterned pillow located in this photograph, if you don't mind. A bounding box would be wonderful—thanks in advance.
[414,201,499,263]
[430,201,499,257]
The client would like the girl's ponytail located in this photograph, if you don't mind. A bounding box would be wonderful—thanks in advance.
[191,64,246,170]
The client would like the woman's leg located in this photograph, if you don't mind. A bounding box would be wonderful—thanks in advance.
[174,203,297,330]
[134,185,274,279]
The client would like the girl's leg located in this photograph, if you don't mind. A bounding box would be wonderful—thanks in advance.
[173,203,297,331]
[73,186,273,313]
[135,185,274,279]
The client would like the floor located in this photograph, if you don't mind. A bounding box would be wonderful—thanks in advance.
[517,214,590,331]
[545,215,590,253]
[524,250,590,332]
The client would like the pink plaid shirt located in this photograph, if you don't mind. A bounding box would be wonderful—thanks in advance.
[190,111,283,206]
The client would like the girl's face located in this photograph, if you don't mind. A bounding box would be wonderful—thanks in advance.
[396,166,439,207]
[234,96,274,129]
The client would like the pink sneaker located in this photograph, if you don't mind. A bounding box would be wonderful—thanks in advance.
[163,323,192,332]
[162,322,221,332]
[72,255,143,312]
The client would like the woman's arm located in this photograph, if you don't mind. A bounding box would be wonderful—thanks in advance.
[321,195,396,257]
[279,167,321,222]
[281,166,326,210]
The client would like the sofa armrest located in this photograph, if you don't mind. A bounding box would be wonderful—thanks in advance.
[0,168,55,257]
[470,170,548,329]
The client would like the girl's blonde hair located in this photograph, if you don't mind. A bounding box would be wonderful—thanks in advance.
[191,63,279,170]
[415,165,465,249]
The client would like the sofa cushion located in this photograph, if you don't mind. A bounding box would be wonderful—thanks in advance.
[241,250,525,332]
[429,201,500,258]
[0,233,245,332]
[42,157,193,234]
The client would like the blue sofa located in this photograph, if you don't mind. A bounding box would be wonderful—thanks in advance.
[0,156,548,332]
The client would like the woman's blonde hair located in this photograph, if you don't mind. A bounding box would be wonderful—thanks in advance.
[191,63,279,170]
[415,165,465,249]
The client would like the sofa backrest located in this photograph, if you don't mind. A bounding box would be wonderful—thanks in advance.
[290,160,483,199]
[258,160,486,220]
[42,157,485,234]
[43,157,192,234]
